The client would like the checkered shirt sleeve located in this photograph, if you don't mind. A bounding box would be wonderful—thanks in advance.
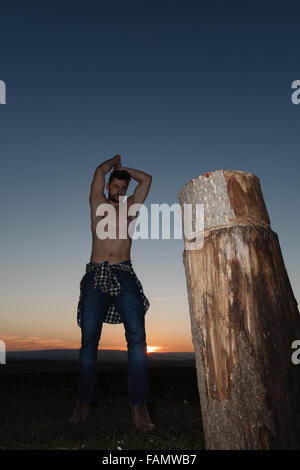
[77,260,150,326]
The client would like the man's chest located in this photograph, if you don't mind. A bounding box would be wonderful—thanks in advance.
[91,208,137,239]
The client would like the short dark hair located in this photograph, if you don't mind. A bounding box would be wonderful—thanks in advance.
[108,170,131,186]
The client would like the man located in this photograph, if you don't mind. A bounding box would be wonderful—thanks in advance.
[69,154,156,432]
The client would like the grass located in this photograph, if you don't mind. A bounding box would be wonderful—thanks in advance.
[0,361,205,450]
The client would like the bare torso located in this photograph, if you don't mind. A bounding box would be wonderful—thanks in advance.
[90,196,137,264]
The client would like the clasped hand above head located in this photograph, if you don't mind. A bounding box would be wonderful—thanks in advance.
[112,154,121,170]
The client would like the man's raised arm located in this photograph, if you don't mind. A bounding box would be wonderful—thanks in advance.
[118,166,152,204]
[89,155,121,205]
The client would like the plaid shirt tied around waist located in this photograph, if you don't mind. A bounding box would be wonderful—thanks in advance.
[77,260,150,326]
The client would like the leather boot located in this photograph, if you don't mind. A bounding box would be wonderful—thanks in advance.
[69,401,90,425]
[131,404,157,432]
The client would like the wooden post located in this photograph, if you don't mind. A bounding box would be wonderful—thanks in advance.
[179,169,300,450]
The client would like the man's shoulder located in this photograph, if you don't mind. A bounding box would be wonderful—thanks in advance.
[90,193,109,208]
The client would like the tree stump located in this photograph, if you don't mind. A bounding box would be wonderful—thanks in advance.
[178,169,300,450]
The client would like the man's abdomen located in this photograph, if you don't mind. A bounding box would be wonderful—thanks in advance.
[90,233,132,264]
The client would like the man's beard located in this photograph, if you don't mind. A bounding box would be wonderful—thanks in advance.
[109,193,121,203]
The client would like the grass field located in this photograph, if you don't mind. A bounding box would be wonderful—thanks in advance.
[0,360,205,451]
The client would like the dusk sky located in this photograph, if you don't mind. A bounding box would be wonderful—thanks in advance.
[1,0,300,353]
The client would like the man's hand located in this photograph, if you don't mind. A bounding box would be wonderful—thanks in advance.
[112,154,121,170]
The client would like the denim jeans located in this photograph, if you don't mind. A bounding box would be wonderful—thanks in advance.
[77,260,148,407]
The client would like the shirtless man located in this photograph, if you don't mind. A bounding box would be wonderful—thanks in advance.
[89,154,151,264]
[69,155,156,432]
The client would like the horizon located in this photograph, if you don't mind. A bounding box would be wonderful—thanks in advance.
[5,347,195,354]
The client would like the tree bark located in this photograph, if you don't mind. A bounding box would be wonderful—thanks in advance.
[179,169,300,450]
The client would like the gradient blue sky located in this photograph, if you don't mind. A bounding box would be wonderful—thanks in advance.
[1,0,300,352]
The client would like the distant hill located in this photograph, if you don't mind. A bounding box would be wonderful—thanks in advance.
[6,349,195,365]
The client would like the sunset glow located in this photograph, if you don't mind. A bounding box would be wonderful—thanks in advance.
[1,334,193,353]
[147,346,161,353]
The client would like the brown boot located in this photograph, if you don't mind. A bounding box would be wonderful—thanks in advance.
[131,404,157,433]
[69,401,90,425]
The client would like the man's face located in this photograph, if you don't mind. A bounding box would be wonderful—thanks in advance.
[107,178,128,204]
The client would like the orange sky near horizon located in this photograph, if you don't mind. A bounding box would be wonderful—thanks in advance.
[1,335,180,354]
[2,334,194,353]
[1,304,195,353]
[1,267,195,354]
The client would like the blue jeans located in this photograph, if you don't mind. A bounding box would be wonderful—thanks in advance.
[77,260,148,407]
